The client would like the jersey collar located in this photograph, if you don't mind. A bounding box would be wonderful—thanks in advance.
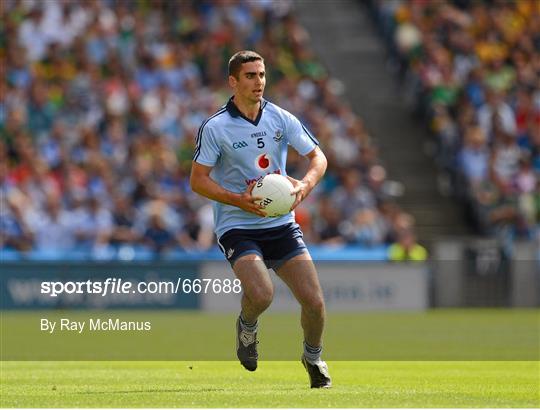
[226,96,267,126]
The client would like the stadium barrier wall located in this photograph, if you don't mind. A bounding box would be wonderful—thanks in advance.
[0,259,429,311]
[3,240,537,311]
[511,241,540,307]
[432,239,540,307]
[201,261,429,312]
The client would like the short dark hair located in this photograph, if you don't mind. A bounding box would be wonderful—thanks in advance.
[228,50,264,79]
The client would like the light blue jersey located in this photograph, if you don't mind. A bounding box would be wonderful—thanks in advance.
[193,97,318,239]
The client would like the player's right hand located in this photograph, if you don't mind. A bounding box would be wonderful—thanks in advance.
[235,181,267,217]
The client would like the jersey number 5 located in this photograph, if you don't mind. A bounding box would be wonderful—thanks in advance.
[257,137,265,149]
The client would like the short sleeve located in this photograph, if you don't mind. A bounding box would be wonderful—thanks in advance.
[284,111,318,156]
[193,122,221,166]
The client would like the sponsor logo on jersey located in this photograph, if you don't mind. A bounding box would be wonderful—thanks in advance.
[244,169,282,186]
[232,141,248,149]
[255,153,271,170]
[250,131,267,138]
[273,130,284,143]
[227,248,235,259]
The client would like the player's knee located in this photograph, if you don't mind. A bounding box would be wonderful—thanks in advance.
[249,287,273,311]
[304,296,325,319]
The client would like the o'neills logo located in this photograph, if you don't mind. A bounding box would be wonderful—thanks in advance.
[255,153,270,170]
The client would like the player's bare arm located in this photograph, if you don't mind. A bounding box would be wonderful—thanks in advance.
[190,161,267,217]
[288,146,327,211]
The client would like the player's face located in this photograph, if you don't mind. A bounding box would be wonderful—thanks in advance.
[230,60,266,104]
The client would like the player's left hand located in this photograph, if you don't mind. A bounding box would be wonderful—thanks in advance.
[287,176,311,211]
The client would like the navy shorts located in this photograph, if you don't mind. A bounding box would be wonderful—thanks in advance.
[217,223,308,270]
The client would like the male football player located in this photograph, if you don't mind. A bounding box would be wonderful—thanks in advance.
[190,50,331,388]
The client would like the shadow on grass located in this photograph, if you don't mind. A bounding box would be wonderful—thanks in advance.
[74,386,301,394]
[75,388,229,394]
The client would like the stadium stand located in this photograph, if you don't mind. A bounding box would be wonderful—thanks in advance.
[1,0,418,259]
[370,0,539,246]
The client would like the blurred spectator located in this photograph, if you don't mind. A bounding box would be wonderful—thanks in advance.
[514,155,538,235]
[315,197,346,246]
[388,230,428,262]
[0,193,33,251]
[26,193,77,252]
[346,208,388,246]
[470,181,518,243]
[489,130,522,194]
[457,126,489,189]
[142,212,176,255]
[110,195,140,246]
[331,170,376,219]
[477,89,517,140]
[72,196,113,250]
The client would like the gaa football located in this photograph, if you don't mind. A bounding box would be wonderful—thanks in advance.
[252,174,296,217]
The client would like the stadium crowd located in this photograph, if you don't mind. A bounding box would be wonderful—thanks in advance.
[371,0,540,245]
[1,0,418,259]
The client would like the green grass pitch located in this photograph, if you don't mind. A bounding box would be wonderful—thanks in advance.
[1,361,539,407]
[1,309,539,407]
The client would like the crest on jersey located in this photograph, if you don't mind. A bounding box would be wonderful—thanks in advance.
[255,153,271,170]
[273,130,284,143]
